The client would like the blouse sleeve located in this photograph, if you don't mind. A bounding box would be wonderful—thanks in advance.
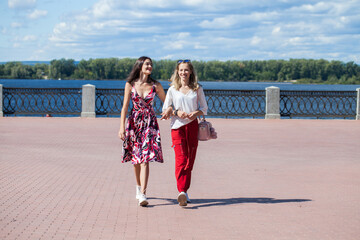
[197,87,208,115]
[162,87,173,112]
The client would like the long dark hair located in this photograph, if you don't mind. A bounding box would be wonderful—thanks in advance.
[126,56,156,85]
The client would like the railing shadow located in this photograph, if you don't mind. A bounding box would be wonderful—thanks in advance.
[148,197,312,209]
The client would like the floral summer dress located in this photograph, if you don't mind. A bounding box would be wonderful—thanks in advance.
[122,85,164,164]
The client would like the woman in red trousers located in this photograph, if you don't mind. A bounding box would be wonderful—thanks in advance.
[162,59,208,206]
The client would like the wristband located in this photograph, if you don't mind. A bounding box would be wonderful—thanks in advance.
[174,109,179,116]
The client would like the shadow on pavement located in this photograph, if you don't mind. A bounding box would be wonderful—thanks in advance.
[148,197,312,209]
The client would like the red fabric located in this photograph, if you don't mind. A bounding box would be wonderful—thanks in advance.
[171,119,199,192]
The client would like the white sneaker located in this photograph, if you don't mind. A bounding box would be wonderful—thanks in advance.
[177,192,187,206]
[138,194,148,206]
[185,192,191,203]
[136,185,141,200]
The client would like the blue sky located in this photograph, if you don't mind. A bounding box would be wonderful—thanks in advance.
[1,0,360,63]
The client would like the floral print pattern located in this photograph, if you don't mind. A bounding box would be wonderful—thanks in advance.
[122,85,163,164]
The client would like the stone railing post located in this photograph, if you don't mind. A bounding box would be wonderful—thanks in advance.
[81,84,96,118]
[265,86,280,119]
[0,84,3,117]
[356,88,360,120]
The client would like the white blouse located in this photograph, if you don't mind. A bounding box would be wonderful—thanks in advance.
[162,86,208,129]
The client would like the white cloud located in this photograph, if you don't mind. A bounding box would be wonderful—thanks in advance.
[282,21,320,35]
[250,11,278,21]
[8,0,36,9]
[4,0,360,63]
[339,16,349,24]
[199,15,240,29]
[131,0,171,8]
[164,41,184,50]
[161,54,175,59]
[292,2,330,13]
[28,9,47,19]
[126,0,245,10]
[92,0,115,18]
[14,35,37,42]
[180,0,256,10]
[23,35,37,41]
[199,11,279,29]
[313,35,340,45]
[11,22,23,28]
[272,26,281,35]
[177,32,191,39]
[250,36,261,45]
[194,44,207,50]
[159,32,199,51]
[287,37,302,45]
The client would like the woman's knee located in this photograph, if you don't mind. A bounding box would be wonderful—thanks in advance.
[140,162,149,167]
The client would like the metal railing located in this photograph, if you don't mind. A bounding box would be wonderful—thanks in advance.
[205,90,265,117]
[2,88,82,116]
[95,89,266,117]
[95,89,164,115]
[96,89,123,115]
[280,90,357,119]
[1,87,359,119]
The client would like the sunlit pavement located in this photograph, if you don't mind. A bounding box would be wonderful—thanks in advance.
[1,117,359,240]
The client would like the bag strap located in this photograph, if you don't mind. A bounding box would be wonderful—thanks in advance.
[196,88,206,121]
[198,115,206,121]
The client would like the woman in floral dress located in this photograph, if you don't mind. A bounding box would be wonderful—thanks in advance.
[119,56,171,206]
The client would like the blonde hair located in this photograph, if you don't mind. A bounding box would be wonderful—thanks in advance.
[169,61,199,91]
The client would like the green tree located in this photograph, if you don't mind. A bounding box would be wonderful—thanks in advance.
[0,64,4,77]
[34,63,49,79]
[4,62,18,77]
[2,58,359,84]
[152,59,176,80]
[49,58,76,79]
[114,58,135,80]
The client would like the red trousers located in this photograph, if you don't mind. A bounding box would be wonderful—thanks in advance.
[171,120,199,193]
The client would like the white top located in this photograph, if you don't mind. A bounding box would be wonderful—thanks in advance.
[162,86,208,129]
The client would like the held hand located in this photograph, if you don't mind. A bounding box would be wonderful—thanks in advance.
[160,112,170,120]
[177,110,188,119]
[187,111,198,121]
[118,129,125,141]
[160,107,173,120]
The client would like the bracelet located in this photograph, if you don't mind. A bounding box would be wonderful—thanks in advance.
[174,109,179,116]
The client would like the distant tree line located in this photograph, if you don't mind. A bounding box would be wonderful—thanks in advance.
[1,58,359,84]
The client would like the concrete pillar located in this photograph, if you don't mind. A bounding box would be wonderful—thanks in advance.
[0,84,3,117]
[356,88,360,120]
[81,84,96,118]
[265,86,280,119]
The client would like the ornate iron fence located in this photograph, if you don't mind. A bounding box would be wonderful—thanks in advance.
[95,89,164,115]
[280,91,357,118]
[204,90,265,117]
[2,87,358,119]
[96,89,123,115]
[95,89,266,117]
[3,88,82,116]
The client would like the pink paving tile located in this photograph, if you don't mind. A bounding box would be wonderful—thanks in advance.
[0,118,359,240]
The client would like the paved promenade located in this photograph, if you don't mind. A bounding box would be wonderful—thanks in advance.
[0,118,359,240]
